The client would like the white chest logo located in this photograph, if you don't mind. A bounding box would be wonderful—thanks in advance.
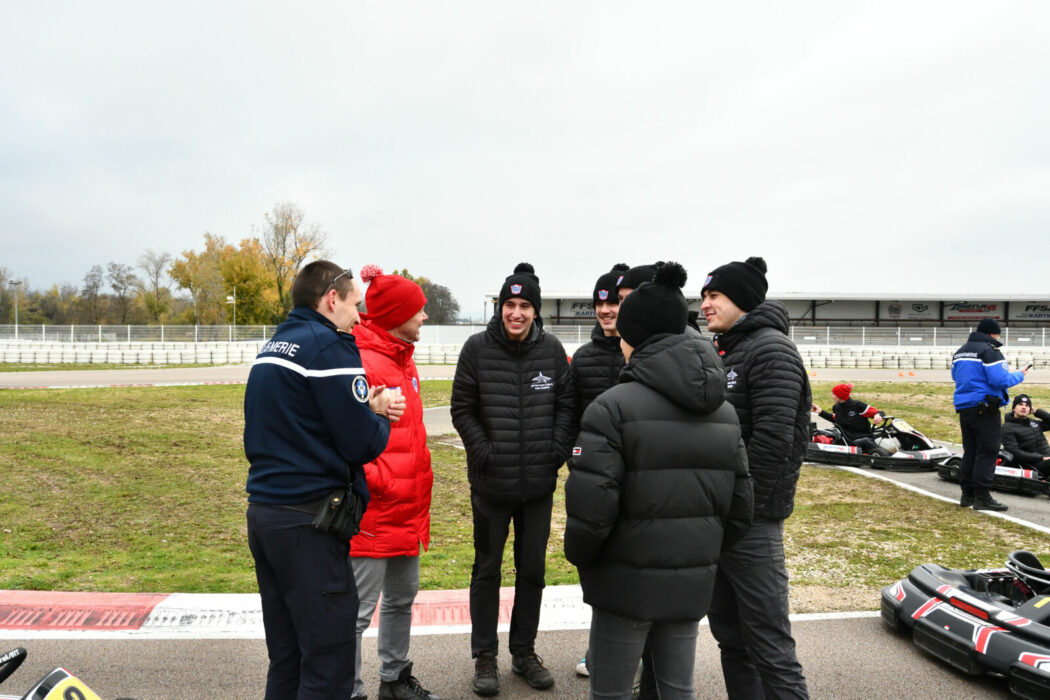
[726,368,738,389]
[531,372,554,392]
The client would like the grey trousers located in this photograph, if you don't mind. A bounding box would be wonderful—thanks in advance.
[351,555,420,698]
[588,608,698,700]
[707,518,809,700]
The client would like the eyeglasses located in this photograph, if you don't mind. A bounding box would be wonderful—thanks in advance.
[326,268,353,291]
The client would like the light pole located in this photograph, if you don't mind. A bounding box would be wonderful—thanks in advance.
[7,280,21,341]
[226,286,237,341]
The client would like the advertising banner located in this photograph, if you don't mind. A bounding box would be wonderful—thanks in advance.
[880,301,939,321]
[1011,303,1050,321]
[944,302,1003,321]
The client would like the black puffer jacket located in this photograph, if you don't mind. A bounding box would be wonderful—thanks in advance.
[1002,409,1050,466]
[571,323,625,420]
[564,333,753,622]
[451,315,576,504]
[715,300,810,520]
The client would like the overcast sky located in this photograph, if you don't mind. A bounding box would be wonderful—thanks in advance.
[2,1,1048,320]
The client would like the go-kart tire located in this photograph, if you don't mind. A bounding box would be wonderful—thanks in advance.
[870,447,892,457]
[0,647,27,685]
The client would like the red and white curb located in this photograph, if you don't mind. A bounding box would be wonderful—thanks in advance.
[0,586,588,640]
[0,587,876,640]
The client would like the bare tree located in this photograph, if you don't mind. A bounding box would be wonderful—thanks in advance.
[107,262,140,324]
[259,202,329,319]
[138,250,172,322]
[81,265,106,323]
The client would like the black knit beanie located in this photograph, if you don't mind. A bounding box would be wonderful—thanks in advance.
[616,262,663,292]
[700,256,768,312]
[498,262,542,313]
[593,263,630,306]
[1014,394,1032,409]
[977,318,1001,335]
[616,262,688,348]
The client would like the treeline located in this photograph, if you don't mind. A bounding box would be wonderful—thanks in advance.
[1,202,460,326]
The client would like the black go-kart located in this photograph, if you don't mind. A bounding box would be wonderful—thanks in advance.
[937,452,1050,497]
[882,550,1050,699]
[0,647,130,700]
[807,415,952,472]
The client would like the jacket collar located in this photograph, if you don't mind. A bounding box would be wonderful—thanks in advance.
[968,331,1003,348]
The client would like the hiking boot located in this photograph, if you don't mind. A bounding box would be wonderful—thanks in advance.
[511,651,554,690]
[471,653,499,697]
[959,493,974,508]
[973,494,1008,512]
[379,662,441,700]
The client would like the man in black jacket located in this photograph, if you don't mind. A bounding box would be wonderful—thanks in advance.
[568,263,629,679]
[1002,394,1050,476]
[700,256,811,700]
[451,263,576,696]
[565,262,752,697]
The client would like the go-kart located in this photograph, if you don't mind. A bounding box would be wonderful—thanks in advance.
[882,550,1050,699]
[807,415,952,471]
[937,452,1050,497]
[0,647,127,700]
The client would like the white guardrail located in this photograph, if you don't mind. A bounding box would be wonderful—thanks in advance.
[1,325,1049,367]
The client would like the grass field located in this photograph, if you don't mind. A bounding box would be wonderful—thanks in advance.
[2,377,1049,613]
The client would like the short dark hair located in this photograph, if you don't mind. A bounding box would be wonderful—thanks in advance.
[291,261,354,309]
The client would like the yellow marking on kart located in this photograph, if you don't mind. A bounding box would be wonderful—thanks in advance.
[1034,596,1050,609]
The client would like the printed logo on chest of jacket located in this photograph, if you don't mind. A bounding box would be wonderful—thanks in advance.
[531,371,554,392]
[726,367,739,389]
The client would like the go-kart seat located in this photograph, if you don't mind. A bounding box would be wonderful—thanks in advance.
[1015,595,1050,625]
[1007,550,1050,596]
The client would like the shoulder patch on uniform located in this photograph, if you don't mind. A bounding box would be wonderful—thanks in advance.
[352,375,370,403]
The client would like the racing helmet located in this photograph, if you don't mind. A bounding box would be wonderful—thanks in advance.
[1006,550,1050,595]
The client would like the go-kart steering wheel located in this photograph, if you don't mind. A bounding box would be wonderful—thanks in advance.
[0,647,26,686]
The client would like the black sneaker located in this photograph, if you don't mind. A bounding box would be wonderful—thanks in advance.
[379,662,441,700]
[511,651,554,690]
[973,494,1008,512]
[472,653,500,697]
[959,493,974,507]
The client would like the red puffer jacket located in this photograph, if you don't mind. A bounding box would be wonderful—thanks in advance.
[349,321,433,557]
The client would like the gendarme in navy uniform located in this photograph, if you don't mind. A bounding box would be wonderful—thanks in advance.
[244,261,402,700]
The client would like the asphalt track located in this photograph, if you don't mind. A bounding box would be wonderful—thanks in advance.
[1,365,1044,698]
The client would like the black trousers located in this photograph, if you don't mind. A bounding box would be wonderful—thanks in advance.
[958,408,1002,495]
[469,490,553,657]
[247,504,359,700]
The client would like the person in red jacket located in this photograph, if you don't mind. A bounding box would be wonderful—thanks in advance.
[350,265,439,700]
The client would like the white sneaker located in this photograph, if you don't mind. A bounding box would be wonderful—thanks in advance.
[575,655,589,677]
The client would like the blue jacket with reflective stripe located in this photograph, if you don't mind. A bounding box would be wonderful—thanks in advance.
[244,307,389,505]
[951,331,1025,411]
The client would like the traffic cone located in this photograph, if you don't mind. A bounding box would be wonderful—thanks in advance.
[908,371,915,377]
[898,371,904,377]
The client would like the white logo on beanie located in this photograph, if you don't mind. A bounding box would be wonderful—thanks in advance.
[704,274,713,287]
[598,289,609,300]
[510,284,522,294]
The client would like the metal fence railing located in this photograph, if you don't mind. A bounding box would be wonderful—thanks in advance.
[0,324,1047,347]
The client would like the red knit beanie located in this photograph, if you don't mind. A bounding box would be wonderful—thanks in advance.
[832,383,853,401]
[359,265,427,331]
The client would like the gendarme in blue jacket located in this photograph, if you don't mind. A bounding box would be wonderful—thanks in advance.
[951,331,1025,411]
[244,306,390,506]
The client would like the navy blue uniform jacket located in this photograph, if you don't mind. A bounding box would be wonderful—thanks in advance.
[244,307,390,506]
